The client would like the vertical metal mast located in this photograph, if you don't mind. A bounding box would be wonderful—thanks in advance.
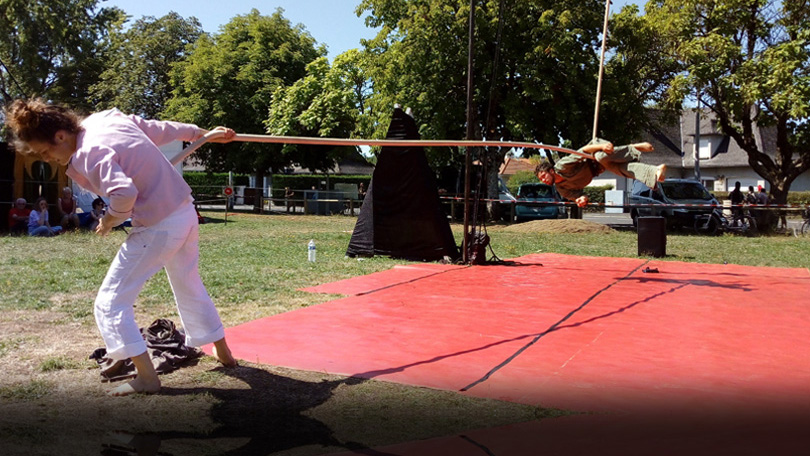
[462,0,476,264]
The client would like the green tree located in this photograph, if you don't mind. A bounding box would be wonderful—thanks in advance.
[164,8,324,181]
[90,12,204,119]
[265,56,363,173]
[356,0,668,199]
[648,0,810,205]
[0,0,123,111]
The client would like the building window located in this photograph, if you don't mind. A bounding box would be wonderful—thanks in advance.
[697,138,712,159]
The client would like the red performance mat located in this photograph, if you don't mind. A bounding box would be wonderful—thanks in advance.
[210,253,810,417]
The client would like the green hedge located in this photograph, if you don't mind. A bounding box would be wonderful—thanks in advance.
[789,191,810,206]
[582,185,612,206]
[183,172,250,188]
[506,170,539,195]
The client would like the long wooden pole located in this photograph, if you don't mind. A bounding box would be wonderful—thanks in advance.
[592,0,612,140]
[172,133,585,167]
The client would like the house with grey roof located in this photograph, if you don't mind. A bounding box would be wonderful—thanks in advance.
[592,108,810,194]
[646,108,810,193]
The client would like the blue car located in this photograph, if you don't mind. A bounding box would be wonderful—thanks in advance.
[514,183,566,221]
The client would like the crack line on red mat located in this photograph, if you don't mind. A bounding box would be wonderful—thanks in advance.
[460,260,651,392]
[354,266,468,296]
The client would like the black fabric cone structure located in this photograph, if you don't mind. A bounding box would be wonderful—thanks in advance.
[346,108,460,262]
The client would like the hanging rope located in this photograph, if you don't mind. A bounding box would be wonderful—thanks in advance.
[592,0,612,139]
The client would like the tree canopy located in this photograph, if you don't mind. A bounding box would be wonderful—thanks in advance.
[356,0,669,196]
[0,0,123,111]
[648,0,810,203]
[90,12,204,119]
[265,55,364,173]
[163,8,325,176]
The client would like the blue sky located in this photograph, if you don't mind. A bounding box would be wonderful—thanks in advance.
[102,0,645,60]
[101,0,378,59]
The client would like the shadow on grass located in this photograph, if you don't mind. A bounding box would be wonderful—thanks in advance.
[101,365,388,455]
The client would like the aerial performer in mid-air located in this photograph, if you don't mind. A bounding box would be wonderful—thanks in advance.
[5,98,238,396]
[535,138,667,207]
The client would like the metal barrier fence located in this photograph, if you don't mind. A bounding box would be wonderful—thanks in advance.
[187,193,808,232]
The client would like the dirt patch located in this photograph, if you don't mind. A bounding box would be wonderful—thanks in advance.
[493,218,616,234]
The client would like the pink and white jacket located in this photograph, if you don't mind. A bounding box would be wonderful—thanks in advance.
[67,109,200,228]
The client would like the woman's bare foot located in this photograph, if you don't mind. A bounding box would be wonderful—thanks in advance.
[212,339,238,367]
[108,375,161,397]
[635,142,654,152]
[656,164,667,182]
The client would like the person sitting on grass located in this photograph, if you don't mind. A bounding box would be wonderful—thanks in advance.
[8,197,31,235]
[535,138,667,208]
[5,98,238,397]
[28,196,60,237]
[58,186,81,231]
[87,197,106,231]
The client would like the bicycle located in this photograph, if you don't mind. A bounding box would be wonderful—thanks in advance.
[800,207,810,237]
[693,206,758,236]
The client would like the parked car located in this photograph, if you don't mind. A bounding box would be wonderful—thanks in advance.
[628,179,718,229]
[514,182,566,221]
[498,177,517,203]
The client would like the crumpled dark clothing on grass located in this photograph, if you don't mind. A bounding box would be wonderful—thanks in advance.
[89,318,203,382]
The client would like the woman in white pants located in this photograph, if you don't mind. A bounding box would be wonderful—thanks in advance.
[5,99,237,396]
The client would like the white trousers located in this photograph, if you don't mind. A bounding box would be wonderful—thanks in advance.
[94,202,225,360]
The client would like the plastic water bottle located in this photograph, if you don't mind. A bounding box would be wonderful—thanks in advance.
[307,239,316,262]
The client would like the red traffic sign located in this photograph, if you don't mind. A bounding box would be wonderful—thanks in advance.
[223,186,234,196]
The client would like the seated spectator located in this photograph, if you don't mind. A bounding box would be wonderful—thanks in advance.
[87,197,106,231]
[8,198,31,235]
[58,186,80,230]
[28,197,59,236]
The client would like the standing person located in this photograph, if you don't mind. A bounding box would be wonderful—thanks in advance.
[284,186,294,213]
[5,99,237,396]
[8,197,31,235]
[58,186,81,230]
[756,186,771,229]
[756,186,769,205]
[745,186,758,204]
[535,138,666,207]
[729,181,745,226]
[28,197,59,236]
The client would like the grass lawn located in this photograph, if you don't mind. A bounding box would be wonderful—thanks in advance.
[0,211,807,455]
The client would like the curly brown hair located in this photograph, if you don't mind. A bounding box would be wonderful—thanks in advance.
[534,161,553,174]
[4,99,82,152]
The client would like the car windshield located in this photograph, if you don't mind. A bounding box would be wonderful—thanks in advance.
[660,182,713,200]
[518,184,553,199]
